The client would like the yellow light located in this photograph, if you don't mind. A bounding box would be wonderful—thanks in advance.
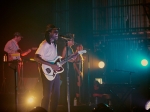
[98,61,105,68]
[27,96,35,104]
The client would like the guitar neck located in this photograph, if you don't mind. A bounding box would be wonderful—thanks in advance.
[60,53,79,66]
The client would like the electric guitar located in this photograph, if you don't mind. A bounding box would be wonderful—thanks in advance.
[42,50,87,81]
[8,47,38,61]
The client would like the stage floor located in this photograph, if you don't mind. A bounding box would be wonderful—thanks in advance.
[0,92,94,112]
[0,92,148,112]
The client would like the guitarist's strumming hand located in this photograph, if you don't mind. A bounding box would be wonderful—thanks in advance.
[49,64,60,71]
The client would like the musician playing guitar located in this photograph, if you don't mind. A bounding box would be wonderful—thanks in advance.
[34,24,83,111]
[4,32,34,61]
[34,25,86,112]
[4,32,36,92]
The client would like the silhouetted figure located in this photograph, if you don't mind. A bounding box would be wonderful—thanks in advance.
[93,103,113,112]
[29,106,47,112]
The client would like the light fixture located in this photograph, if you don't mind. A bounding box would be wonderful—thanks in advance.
[98,61,105,68]
[141,59,148,66]
[27,96,35,104]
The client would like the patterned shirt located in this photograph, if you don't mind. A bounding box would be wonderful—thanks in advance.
[4,39,20,54]
[4,39,21,61]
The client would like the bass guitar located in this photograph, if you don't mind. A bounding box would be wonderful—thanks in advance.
[42,50,86,81]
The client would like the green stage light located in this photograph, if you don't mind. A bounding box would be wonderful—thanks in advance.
[141,59,148,66]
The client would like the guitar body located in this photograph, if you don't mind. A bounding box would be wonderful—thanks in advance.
[42,56,64,81]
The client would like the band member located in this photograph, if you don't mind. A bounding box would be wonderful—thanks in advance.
[4,32,32,92]
[73,44,84,104]
[34,24,60,112]
[4,32,32,61]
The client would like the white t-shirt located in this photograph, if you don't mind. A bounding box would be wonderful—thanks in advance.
[35,40,57,61]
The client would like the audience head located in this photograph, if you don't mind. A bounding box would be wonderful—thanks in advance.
[29,106,47,112]
[93,103,113,112]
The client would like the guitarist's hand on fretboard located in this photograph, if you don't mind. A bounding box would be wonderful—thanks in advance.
[67,53,78,62]
[21,49,31,56]
[31,47,37,50]
[21,47,37,56]
[71,54,78,61]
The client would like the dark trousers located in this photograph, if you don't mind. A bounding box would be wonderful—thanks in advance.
[40,68,60,112]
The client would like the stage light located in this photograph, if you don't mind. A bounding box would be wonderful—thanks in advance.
[27,96,35,104]
[98,61,105,68]
[141,59,148,66]
[95,78,103,84]
[145,100,150,110]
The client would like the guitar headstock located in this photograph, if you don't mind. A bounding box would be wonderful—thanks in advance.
[31,47,38,50]
[77,50,87,54]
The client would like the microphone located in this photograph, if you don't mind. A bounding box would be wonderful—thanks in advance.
[59,35,71,41]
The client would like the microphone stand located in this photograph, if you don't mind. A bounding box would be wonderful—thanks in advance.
[87,51,91,106]
[65,40,70,112]
[115,69,135,110]
[14,66,18,112]
[8,61,19,112]
[115,69,135,84]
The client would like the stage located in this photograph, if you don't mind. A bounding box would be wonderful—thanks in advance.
[0,61,150,112]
